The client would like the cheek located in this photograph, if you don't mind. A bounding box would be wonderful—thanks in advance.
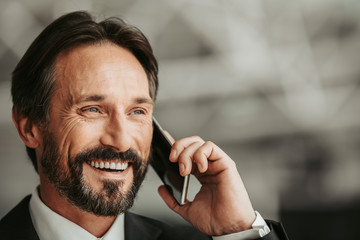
[134,122,153,158]
[53,119,104,158]
[69,123,104,149]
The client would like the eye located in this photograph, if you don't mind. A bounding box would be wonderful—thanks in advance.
[132,109,145,115]
[82,107,100,113]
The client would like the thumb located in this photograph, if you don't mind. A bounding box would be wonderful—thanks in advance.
[158,185,188,217]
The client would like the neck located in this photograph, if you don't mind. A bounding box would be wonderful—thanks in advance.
[39,178,117,238]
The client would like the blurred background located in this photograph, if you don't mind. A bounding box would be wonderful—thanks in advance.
[1,0,360,239]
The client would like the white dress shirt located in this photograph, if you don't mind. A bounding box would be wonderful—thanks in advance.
[29,188,269,240]
[29,188,124,240]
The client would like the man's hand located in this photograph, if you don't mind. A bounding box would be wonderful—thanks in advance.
[158,136,256,236]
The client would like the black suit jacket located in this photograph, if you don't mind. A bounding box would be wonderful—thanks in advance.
[0,195,288,240]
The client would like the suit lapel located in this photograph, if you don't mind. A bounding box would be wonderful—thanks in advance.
[0,195,40,240]
[2,196,165,240]
[124,212,162,240]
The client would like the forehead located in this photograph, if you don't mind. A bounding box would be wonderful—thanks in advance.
[53,43,150,102]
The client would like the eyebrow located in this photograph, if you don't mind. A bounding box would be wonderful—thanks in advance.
[71,94,105,106]
[135,97,154,106]
[74,94,154,106]
[77,95,105,104]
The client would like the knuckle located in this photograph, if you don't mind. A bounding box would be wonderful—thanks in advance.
[226,158,237,169]
[171,142,182,153]
[178,152,192,163]
[193,150,204,161]
[191,135,204,143]
[171,140,180,149]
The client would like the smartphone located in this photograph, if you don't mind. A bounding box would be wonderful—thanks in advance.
[151,117,189,206]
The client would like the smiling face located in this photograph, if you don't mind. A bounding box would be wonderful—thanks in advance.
[37,42,154,216]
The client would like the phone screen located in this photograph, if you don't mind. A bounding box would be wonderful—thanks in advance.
[151,117,189,205]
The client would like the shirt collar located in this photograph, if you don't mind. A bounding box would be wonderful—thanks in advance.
[29,187,124,240]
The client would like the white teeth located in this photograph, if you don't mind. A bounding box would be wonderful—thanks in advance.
[116,162,128,170]
[110,162,116,169]
[116,162,122,170]
[91,161,129,171]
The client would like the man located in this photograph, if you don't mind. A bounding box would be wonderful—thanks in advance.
[0,11,289,240]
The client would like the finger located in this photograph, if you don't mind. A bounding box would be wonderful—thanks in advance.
[177,141,204,176]
[193,141,235,175]
[196,141,224,161]
[191,141,217,175]
[169,136,205,163]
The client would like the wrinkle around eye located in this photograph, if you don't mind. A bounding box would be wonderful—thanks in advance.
[57,111,84,136]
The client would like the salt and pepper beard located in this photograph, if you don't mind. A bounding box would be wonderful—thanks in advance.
[40,131,148,216]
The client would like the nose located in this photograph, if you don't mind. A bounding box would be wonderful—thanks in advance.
[100,113,132,152]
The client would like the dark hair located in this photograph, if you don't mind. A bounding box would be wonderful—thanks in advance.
[11,11,158,172]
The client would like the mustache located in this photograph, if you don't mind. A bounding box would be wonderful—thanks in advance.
[73,147,144,165]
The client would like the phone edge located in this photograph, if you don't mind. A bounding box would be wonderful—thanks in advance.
[180,175,190,205]
[152,116,190,206]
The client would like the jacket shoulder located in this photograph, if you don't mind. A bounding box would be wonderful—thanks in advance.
[0,195,39,240]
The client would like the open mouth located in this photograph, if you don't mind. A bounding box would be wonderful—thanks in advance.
[88,160,131,172]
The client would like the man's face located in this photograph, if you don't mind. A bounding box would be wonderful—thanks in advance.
[38,43,154,216]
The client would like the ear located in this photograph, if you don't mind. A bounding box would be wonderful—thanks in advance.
[12,111,42,149]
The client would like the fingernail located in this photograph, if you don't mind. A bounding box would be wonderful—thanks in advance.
[179,163,185,174]
[198,162,205,173]
[170,149,177,160]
